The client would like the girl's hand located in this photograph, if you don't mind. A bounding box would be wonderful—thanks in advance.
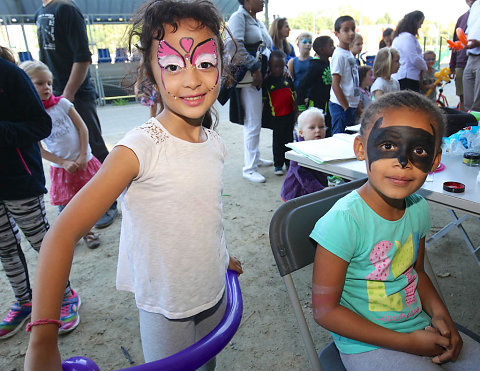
[228,256,243,275]
[62,160,79,174]
[430,318,463,364]
[75,154,88,171]
[407,328,450,357]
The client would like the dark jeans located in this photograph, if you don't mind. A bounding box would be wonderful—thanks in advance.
[329,101,357,135]
[74,98,117,211]
[272,113,295,168]
[399,78,420,92]
[73,98,109,163]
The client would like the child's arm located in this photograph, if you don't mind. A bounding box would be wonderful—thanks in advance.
[24,146,139,371]
[287,58,295,79]
[331,74,349,110]
[38,141,79,174]
[312,245,450,357]
[356,100,364,119]
[414,237,463,364]
[68,106,89,170]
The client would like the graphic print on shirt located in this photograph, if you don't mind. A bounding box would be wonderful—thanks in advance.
[348,56,360,97]
[366,241,403,311]
[366,234,417,311]
[322,66,332,86]
[43,116,72,150]
[37,14,56,50]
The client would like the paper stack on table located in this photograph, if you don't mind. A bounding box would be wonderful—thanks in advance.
[286,133,357,164]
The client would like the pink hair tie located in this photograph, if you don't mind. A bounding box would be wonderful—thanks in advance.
[26,318,63,332]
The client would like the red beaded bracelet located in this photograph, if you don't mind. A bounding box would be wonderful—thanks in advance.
[26,319,63,332]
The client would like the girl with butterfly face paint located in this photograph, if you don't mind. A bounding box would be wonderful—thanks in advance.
[24,1,243,369]
[151,21,222,136]
[311,91,480,370]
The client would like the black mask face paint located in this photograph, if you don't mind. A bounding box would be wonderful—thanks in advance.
[366,117,436,173]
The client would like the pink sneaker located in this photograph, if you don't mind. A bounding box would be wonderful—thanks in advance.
[59,289,81,334]
[0,301,32,339]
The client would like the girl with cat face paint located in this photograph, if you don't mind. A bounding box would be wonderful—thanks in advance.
[311,91,480,370]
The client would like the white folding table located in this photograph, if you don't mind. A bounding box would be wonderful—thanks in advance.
[286,150,480,265]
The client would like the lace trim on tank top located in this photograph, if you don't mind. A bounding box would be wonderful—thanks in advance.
[135,119,168,144]
[136,118,221,145]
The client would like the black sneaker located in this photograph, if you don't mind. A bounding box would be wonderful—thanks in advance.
[95,206,118,229]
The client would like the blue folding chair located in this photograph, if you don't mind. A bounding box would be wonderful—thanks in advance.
[97,48,111,64]
[115,48,128,63]
[365,55,375,67]
[269,178,480,370]
[18,51,33,62]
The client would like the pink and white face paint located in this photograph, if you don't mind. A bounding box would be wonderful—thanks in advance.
[156,37,219,98]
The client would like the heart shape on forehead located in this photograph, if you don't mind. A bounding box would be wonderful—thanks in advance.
[180,37,194,53]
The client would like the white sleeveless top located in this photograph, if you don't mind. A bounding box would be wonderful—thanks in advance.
[116,118,229,319]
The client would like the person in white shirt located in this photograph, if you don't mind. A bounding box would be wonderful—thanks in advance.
[464,0,480,111]
[371,47,401,99]
[226,0,274,184]
[329,15,360,134]
[391,10,427,92]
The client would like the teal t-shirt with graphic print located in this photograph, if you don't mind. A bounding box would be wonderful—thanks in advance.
[310,190,432,354]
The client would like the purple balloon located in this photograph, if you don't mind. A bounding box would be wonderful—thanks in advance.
[118,270,243,371]
[61,270,243,371]
[62,356,100,371]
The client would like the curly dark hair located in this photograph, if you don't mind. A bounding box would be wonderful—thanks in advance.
[393,10,424,38]
[128,0,228,128]
[360,90,445,149]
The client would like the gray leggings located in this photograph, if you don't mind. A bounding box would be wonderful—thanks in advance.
[340,331,480,370]
[138,293,226,370]
[0,196,71,303]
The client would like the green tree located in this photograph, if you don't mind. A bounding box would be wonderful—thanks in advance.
[376,13,393,25]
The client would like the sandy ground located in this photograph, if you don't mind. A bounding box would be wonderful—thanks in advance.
[1,84,480,370]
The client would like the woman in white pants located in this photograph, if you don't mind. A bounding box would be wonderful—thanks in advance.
[227,0,273,183]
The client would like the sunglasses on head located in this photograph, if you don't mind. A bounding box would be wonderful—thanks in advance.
[301,39,312,44]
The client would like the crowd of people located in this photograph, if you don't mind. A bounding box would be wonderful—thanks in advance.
[1,0,480,370]
[224,3,480,192]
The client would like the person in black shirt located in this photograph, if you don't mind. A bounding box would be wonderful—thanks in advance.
[262,50,296,175]
[36,0,118,228]
[296,36,334,136]
[0,51,53,340]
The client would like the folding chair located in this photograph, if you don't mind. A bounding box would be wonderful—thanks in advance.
[97,48,112,64]
[115,48,128,63]
[18,51,33,62]
[269,178,480,370]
